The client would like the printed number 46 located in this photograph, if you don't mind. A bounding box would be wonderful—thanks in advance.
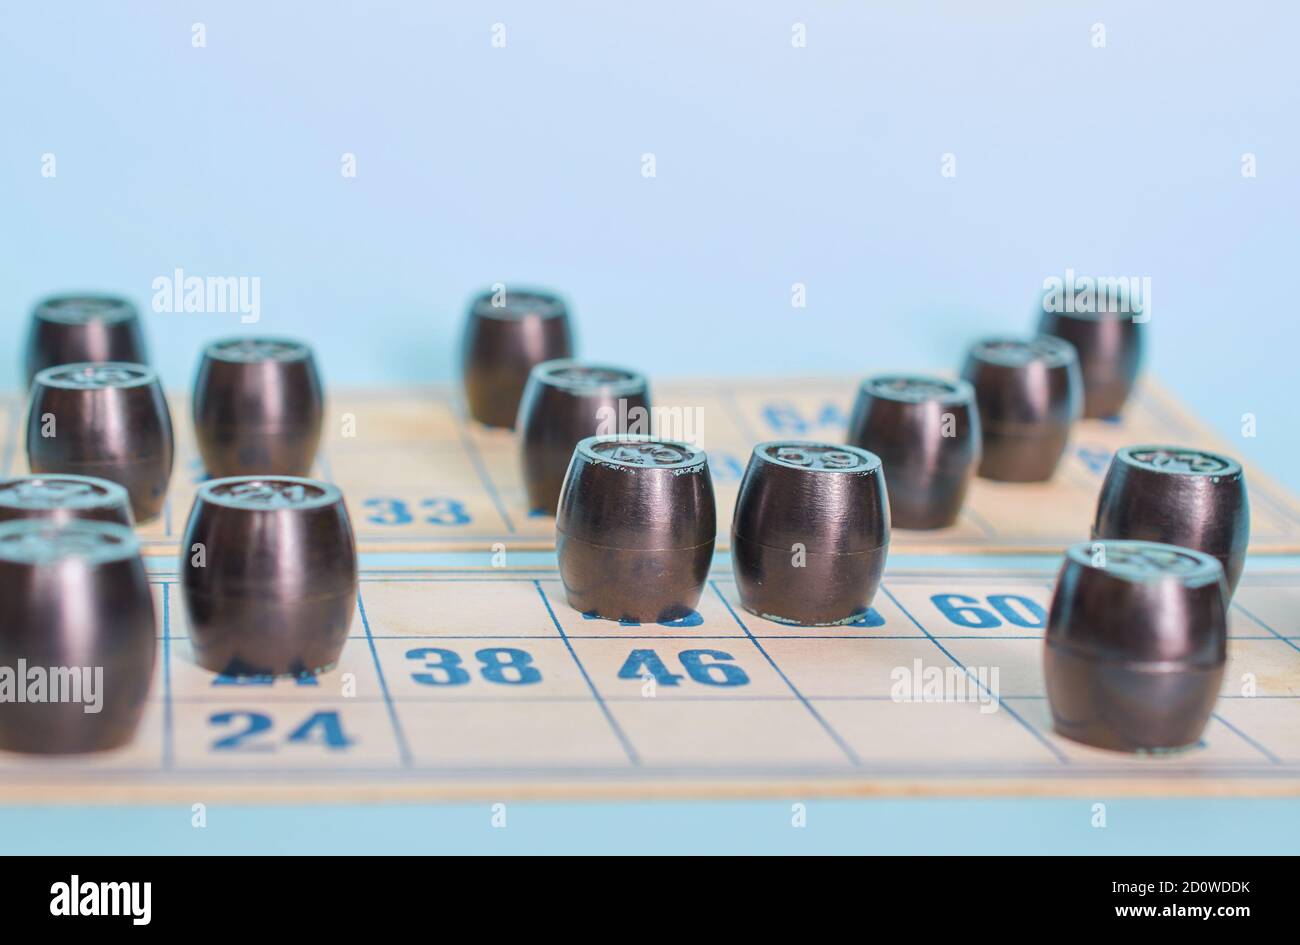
[618,649,749,687]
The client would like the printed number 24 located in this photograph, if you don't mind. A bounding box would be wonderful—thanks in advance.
[209,710,354,751]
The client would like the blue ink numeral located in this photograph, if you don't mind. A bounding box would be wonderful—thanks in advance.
[581,609,704,628]
[422,498,472,526]
[1076,445,1112,475]
[364,497,414,526]
[407,647,471,686]
[406,647,541,685]
[618,649,685,687]
[762,401,849,434]
[212,673,318,687]
[930,593,1046,629]
[476,647,542,685]
[287,711,354,749]
[209,710,353,751]
[364,497,472,526]
[617,648,748,687]
[680,649,749,686]
[210,711,274,751]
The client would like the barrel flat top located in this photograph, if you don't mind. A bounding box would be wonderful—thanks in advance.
[1064,540,1225,586]
[34,362,157,390]
[0,475,127,510]
[0,519,139,563]
[197,476,342,510]
[34,295,137,325]
[203,338,313,363]
[1117,445,1243,478]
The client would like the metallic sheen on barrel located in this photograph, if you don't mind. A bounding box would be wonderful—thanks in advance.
[0,520,156,754]
[846,375,980,529]
[26,363,175,523]
[731,442,890,626]
[517,360,651,515]
[192,337,324,477]
[23,294,148,387]
[461,288,574,428]
[557,435,716,622]
[960,336,1082,482]
[1044,540,1227,752]
[180,477,358,677]
[1093,445,1250,596]
[0,474,133,527]
[1037,289,1144,418]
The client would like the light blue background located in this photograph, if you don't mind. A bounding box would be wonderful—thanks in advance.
[3,2,1298,484]
[2,2,1298,853]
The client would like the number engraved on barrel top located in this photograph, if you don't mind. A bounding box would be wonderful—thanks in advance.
[870,376,958,401]
[49,364,147,387]
[213,338,305,362]
[1101,544,1207,576]
[479,291,561,318]
[1129,448,1231,475]
[591,440,693,466]
[767,444,865,471]
[42,297,131,323]
[0,527,126,561]
[548,365,633,387]
[217,480,325,507]
[0,478,104,507]
[977,337,1071,367]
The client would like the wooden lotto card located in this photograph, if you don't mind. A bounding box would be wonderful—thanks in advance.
[4,377,1297,559]
[0,564,1296,801]
[2,377,1298,801]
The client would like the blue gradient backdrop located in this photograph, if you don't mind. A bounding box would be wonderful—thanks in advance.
[3,2,1298,485]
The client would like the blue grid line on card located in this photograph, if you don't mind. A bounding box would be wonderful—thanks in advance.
[454,407,516,534]
[533,580,639,765]
[162,583,174,769]
[1232,600,1300,655]
[709,580,862,766]
[132,563,1300,786]
[320,443,412,765]
[879,583,1070,764]
[1211,711,1281,763]
[961,503,998,538]
[356,587,413,767]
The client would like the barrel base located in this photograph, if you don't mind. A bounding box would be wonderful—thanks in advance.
[1044,644,1222,752]
[27,456,170,524]
[977,428,1069,482]
[887,470,970,530]
[196,431,320,479]
[557,534,712,623]
[732,537,887,627]
[185,591,355,678]
[1079,378,1136,420]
